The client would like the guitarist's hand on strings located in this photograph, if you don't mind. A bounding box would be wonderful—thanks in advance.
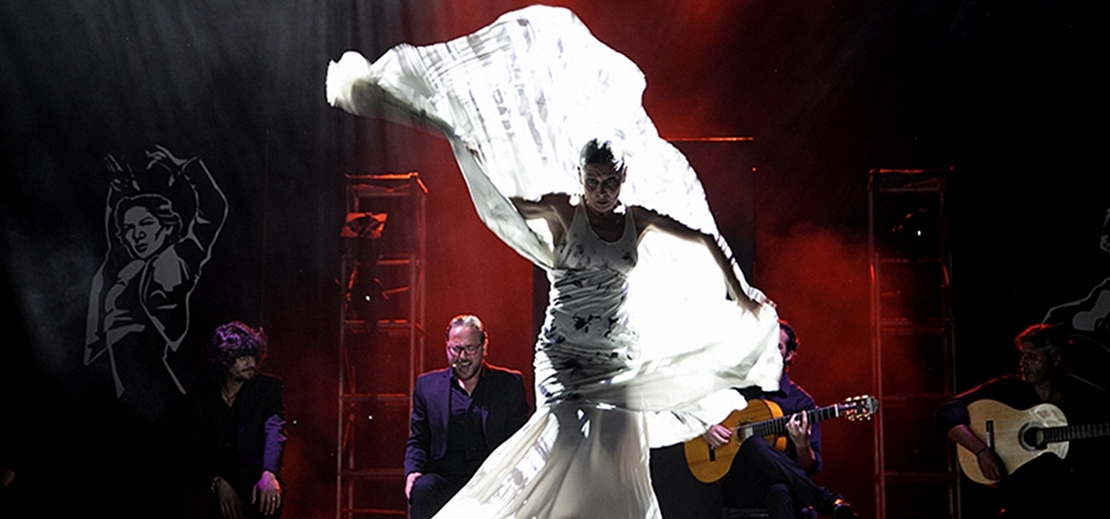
[786,412,818,470]
[702,424,732,448]
[976,448,1007,482]
[785,411,811,446]
[948,423,1009,482]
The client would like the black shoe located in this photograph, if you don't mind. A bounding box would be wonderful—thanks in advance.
[831,498,858,519]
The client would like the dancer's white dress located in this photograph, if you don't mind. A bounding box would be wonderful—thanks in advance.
[327,6,783,518]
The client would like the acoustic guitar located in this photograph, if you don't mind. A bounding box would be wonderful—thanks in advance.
[956,399,1110,484]
[684,395,878,483]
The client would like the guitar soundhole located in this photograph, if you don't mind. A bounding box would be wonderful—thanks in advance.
[1020,425,1046,451]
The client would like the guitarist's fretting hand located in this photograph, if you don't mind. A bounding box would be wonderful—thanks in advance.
[702,424,732,448]
[785,412,817,470]
[785,412,811,446]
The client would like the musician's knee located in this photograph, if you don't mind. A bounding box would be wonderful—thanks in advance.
[737,436,776,462]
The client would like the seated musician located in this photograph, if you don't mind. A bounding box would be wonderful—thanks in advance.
[937,323,1109,518]
[650,320,856,519]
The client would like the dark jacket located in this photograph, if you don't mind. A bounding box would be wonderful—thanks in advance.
[189,374,286,492]
[403,364,528,476]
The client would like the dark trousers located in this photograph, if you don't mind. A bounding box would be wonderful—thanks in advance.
[721,439,833,519]
[996,455,1087,518]
[409,473,467,519]
[649,443,723,519]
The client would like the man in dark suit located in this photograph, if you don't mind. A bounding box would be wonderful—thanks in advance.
[188,321,285,518]
[404,315,529,519]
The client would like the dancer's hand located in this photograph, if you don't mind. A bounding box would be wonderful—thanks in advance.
[146,144,195,187]
[105,154,138,194]
[146,144,189,169]
[702,424,732,448]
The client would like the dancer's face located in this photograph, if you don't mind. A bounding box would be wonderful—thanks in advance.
[122,206,170,259]
[580,163,625,214]
[446,325,486,383]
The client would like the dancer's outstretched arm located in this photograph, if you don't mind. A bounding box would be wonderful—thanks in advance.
[631,206,762,313]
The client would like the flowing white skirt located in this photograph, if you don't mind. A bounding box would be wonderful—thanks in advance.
[328,6,782,518]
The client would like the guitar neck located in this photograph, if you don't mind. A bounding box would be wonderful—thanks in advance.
[1042,422,1110,443]
[743,404,843,438]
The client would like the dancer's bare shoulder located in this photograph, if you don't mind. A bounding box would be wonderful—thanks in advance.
[512,193,571,221]
[512,193,575,244]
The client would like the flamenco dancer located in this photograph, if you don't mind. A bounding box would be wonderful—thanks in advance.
[328,6,783,518]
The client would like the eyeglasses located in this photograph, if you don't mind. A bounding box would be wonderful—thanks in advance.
[448,343,482,355]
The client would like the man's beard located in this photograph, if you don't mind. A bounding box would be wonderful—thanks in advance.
[233,368,255,383]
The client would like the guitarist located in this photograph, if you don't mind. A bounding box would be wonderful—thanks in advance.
[937,323,1109,517]
[650,320,856,519]
[716,321,856,519]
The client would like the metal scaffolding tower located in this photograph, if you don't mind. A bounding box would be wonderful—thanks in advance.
[337,173,427,519]
[870,169,960,519]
